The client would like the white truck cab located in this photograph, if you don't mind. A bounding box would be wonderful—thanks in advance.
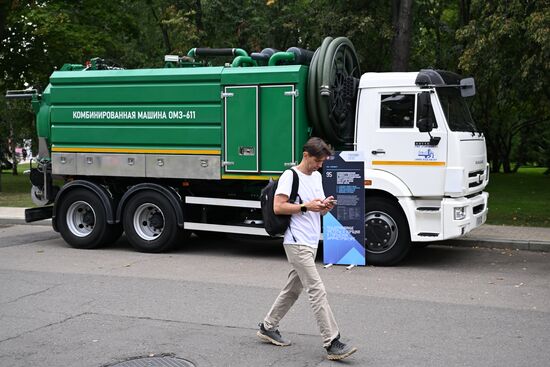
[355,69,489,264]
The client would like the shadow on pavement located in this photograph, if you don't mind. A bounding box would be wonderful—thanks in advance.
[108,233,288,260]
[47,230,491,268]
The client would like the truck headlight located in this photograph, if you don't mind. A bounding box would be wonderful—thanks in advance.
[454,207,466,220]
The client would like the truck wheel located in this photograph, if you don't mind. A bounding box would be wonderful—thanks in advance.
[57,188,117,249]
[123,191,181,253]
[365,198,411,266]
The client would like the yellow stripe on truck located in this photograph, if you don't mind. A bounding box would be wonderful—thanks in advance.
[51,147,221,155]
[222,174,274,180]
[372,161,446,166]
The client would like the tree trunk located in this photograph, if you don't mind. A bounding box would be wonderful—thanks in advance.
[0,0,13,42]
[194,0,204,43]
[149,3,172,54]
[502,158,512,173]
[9,125,17,176]
[459,0,471,26]
[491,158,501,173]
[391,0,414,71]
[434,4,442,67]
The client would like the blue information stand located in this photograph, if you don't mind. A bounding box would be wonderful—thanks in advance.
[322,151,365,266]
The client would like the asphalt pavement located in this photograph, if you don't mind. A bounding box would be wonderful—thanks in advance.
[1,222,549,367]
[0,206,548,252]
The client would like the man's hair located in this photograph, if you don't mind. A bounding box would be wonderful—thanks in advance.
[303,137,333,158]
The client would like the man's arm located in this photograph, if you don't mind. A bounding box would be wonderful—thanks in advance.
[274,194,326,215]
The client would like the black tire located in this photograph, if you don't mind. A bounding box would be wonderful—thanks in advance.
[56,188,118,249]
[122,190,183,253]
[364,198,411,266]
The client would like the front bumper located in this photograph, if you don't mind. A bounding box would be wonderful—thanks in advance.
[442,191,489,240]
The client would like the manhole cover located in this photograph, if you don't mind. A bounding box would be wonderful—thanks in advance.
[109,356,195,367]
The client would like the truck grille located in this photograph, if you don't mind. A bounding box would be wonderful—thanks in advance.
[466,191,482,199]
[473,204,485,215]
[468,169,485,188]
[468,170,484,177]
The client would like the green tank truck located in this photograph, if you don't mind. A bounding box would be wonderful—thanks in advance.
[7,36,489,265]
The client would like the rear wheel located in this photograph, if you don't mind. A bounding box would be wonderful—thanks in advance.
[123,191,184,252]
[364,198,411,266]
[57,188,118,249]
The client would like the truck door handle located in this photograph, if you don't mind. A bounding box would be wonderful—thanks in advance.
[371,149,386,155]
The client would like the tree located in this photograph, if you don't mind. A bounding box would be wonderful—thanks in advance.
[391,0,414,71]
[457,0,550,172]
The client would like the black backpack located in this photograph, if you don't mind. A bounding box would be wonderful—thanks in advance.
[260,169,300,236]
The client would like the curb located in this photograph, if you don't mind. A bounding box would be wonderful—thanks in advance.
[0,218,51,226]
[445,238,549,252]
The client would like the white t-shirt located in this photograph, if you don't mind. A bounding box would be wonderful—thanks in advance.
[275,167,326,247]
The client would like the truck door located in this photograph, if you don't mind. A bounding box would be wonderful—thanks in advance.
[366,91,447,196]
[224,86,259,173]
[259,85,295,173]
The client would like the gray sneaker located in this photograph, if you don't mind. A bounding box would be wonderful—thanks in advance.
[326,335,357,360]
[257,322,291,346]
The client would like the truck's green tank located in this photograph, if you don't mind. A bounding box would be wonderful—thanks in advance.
[38,65,310,179]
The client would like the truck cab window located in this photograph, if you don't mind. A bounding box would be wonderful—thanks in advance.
[416,93,438,129]
[380,94,415,128]
[436,87,477,132]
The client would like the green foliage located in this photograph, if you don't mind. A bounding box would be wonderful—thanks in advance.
[486,168,550,227]
[0,163,33,207]
[457,0,550,172]
[0,0,549,179]
[411,0,462,71]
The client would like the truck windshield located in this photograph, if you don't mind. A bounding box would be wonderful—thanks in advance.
[436,87,478,133]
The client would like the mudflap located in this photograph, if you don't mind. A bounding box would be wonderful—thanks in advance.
[25,206,53,223]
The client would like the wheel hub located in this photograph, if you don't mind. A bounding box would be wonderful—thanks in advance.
[66,201,96,238]
[82,210,95,226]
[365,211,398,253]
[149,212,164,229]
[133,203,165,241]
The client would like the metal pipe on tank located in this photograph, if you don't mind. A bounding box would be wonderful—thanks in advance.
[268,52,295,66]
[231,56,258,67]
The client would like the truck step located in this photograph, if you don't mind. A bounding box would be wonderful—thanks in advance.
[417,232,440,237]
[416,207,440,212]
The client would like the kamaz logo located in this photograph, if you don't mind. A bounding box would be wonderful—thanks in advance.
[475,160,484,165]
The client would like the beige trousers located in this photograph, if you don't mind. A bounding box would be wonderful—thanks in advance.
[263,244,339,348]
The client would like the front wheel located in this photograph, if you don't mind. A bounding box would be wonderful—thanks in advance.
[364,198,411,266]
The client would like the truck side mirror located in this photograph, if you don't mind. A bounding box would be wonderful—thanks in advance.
[460,77,476,97]
[417,118,433,133]
[417,91,433,133]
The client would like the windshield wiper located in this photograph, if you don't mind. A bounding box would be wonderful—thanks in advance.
[463,120,478,136]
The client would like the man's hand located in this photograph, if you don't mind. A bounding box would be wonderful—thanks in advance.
[305,199,327,212]
[322,196,336,210]
[320,196,336,215]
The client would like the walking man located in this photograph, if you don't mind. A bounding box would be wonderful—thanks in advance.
[257,137,357,360]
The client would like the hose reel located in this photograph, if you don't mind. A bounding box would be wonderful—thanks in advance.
[187,37,361,147]
[307,37,361,148]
